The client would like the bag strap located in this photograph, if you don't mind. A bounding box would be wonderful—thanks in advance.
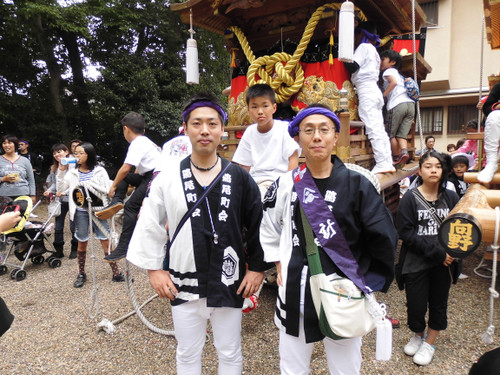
[299,204,324,277]
[167,161,232,253]
[411,189,443,225]
[293,164,370,294]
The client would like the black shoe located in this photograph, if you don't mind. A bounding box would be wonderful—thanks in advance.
[69,242,78,259]
[73,273,86,288]
[53,243,64,258]
[104,247,127,263]
[95,201,124,220]
[112,273,126,282]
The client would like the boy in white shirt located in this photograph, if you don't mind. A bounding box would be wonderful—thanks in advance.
[380,49,415,169]
[97,111,161,262]
[232,84,300,197]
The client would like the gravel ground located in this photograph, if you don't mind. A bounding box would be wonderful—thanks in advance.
[0,203,498,374]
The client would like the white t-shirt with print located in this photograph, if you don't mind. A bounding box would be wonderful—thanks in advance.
[124,135,161,175]
[382,68,414,110]
[232,119,300,183]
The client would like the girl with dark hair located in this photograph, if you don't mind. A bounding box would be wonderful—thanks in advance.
[43,144,78,258]
[396,151,460,366]
[0,135,36,203]
[57,142,124,288]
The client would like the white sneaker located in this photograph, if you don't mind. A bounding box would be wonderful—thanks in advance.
[371,164,396,174]
[413,341,435,366]
[403,334,423,356]
[458,273,469,279]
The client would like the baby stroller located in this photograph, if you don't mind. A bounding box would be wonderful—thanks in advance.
[0,196,61,281]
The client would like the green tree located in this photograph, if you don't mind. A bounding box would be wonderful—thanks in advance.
[0,0,230,173]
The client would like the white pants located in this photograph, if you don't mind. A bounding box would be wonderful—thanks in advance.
[171,298,243,375]
[357,89,393,168]
[279,267,362,375]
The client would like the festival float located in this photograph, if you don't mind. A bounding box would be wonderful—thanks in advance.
[171,1,499,344]
[172,0,431,216]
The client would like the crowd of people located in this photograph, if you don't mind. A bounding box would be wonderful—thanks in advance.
[1,27,499,375]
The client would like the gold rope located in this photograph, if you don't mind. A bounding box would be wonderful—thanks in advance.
[229,3,366,103]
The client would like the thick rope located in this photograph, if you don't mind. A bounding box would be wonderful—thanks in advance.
[77,182,175,335]
[481,206,499,344]
[477,16,486,169]
[84,185,100,320]
[229,3,366,103]
[345,163,380,194]
[411,0,424,154]
[125,261,176,336]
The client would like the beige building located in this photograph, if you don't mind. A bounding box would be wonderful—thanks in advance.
[417,0,500,152]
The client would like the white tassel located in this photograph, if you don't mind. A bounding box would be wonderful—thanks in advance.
[338,1,354,63]
[186,38,199,85]
[376,318,393,360]
[366,293,393,361]
[186,8,199,85]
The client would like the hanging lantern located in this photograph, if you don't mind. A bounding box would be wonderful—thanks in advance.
[338,1,354,63]
[186,9,199,85]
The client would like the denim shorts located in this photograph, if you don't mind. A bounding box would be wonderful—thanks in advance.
[74,209,109,242]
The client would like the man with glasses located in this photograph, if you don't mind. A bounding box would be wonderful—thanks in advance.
[260,104,397,374]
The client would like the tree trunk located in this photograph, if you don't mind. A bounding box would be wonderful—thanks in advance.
[31,14,69,141]
[59,29,96,144]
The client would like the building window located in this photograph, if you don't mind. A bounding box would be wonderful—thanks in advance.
[421,107,443,134]
[419,0,439,27]
[448,105,478,135]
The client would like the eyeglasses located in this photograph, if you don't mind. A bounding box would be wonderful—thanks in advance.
[300,127,335,136]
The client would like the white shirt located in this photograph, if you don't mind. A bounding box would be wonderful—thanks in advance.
[156,135,193,172]
[382,68,414,110]
[124,135,161,175]
[232,119,300,183]
[351,43,380,89]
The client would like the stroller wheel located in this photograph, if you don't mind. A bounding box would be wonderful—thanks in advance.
[10,268,19,279]
[14,269,26,281]
[31,255,45,265]
[46,256,55,264]
[0,265,7,275]
[48,258,61,268]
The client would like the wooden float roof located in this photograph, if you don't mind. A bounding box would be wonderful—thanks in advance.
[484,0,500,49]
[171,0,427,50]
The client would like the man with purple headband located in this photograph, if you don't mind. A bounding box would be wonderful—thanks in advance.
[345,22,395,174]
[260,104,396,374]
[127,93,267,375]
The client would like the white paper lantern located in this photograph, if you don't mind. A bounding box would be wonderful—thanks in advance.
[338,1,354,63]
[186,38,199,85]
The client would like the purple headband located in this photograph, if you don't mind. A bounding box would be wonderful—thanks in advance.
[288,107,341,137]
[358,28,380,48]
[182,101,228,124]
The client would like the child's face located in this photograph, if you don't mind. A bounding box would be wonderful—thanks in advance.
[380,57,395,71]
[453,163,467,178]
[247,97,277,130]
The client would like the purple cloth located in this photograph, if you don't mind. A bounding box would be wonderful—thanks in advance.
[358,28,380,48]
[293,163,370,293]
[182,101,227,124]
[288,107,341,137]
